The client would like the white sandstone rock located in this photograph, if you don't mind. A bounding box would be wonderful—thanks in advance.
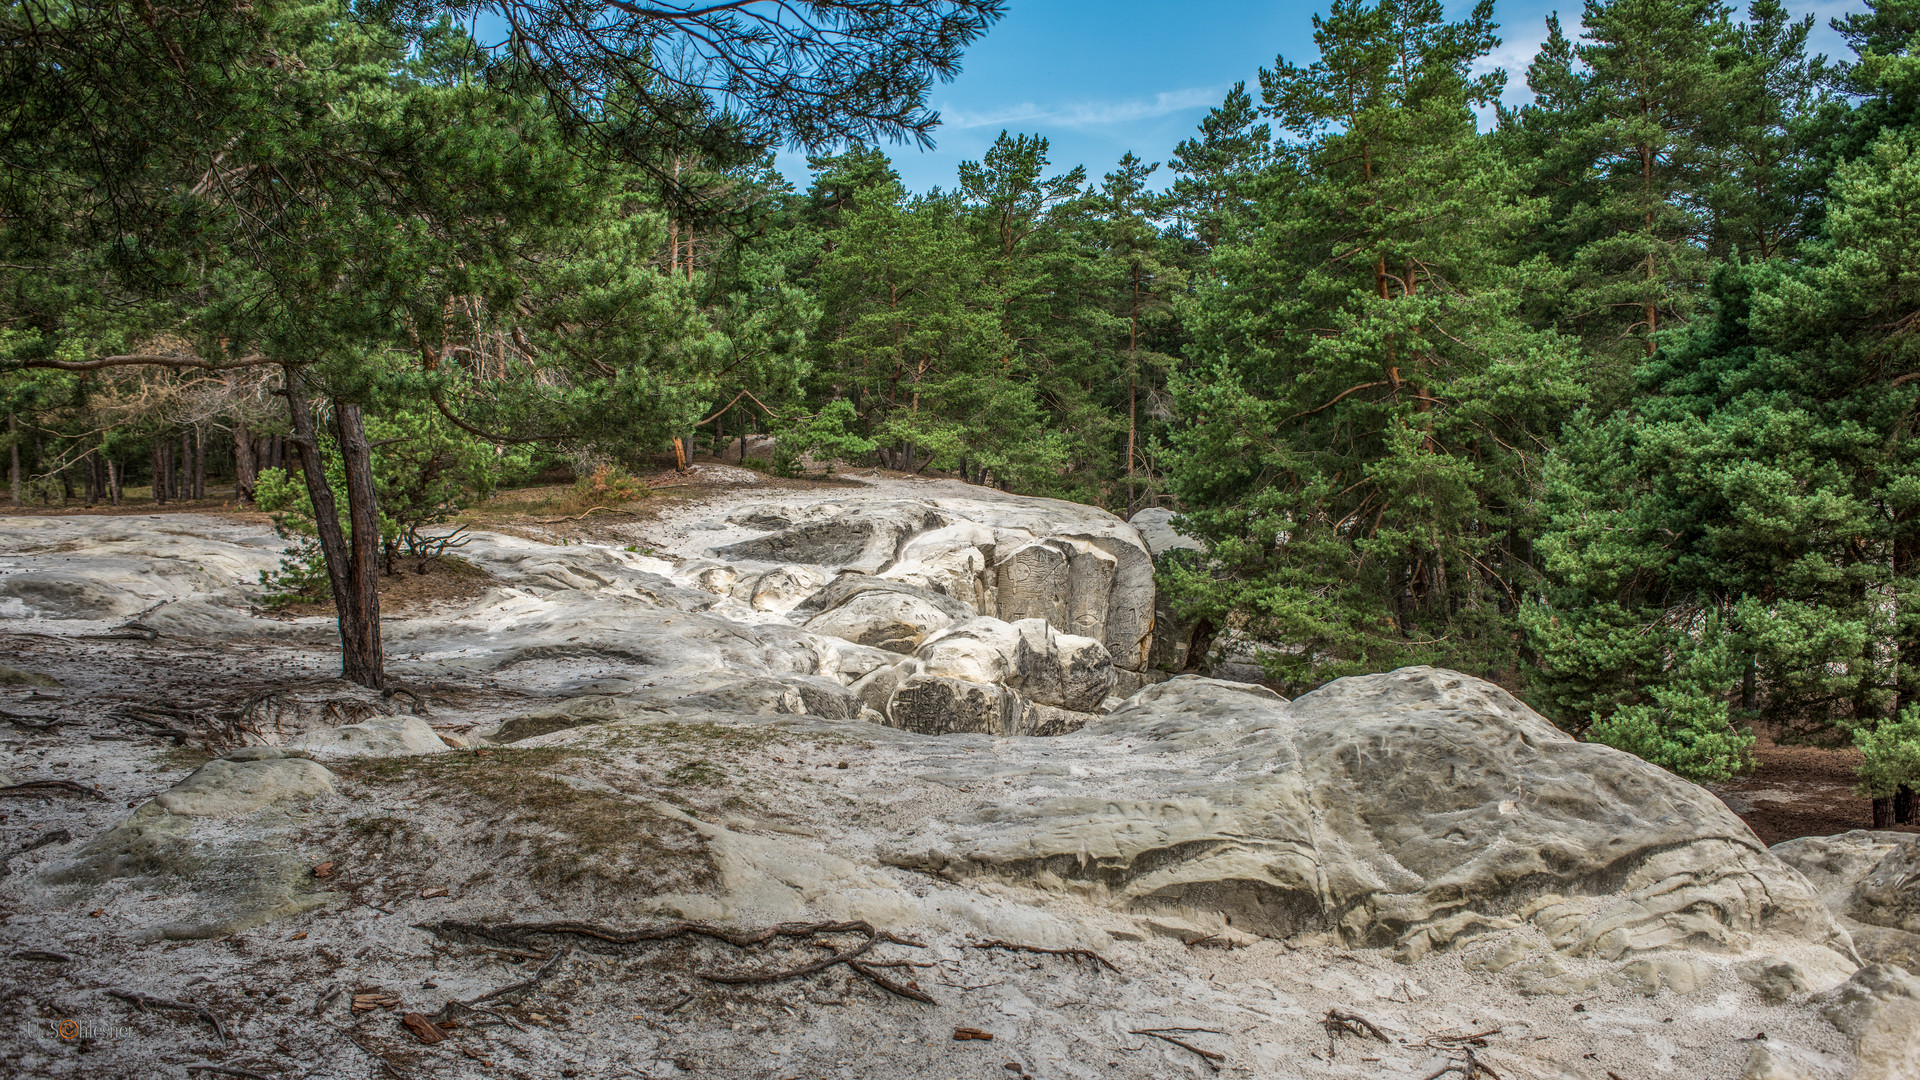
[291,714,446,757]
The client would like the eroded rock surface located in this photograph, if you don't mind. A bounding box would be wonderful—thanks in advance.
[0,480,1882,1080]
[886,668,1849,964]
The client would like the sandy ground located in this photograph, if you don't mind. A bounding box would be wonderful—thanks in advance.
[0,468,1875,1080]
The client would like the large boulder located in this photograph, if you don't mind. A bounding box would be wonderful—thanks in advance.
[790,575,976,655]
[1775,831,1920,976]
[989,535,1156,671]
[877,521,997,607]
[1127,507,1204,558]
[884,667,1851,964]
[916,617,1113,712]
[730,565,831,613]
[1813,964,1920,1080]
[32,749,336,939]
[886,674,1028,736]
[290,714,444,757]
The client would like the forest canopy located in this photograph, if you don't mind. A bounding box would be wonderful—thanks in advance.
[6,0,1920,820]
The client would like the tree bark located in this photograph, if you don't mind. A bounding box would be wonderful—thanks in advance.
[193,424,206,499]
[1873,796,1893,829]
[109,458,121,505]
[333,397,385,687]
[177,431,191,501]
[233,419,256,502]
[152,441,168,504]
[1897,785,1916,825]
[283,365,384,689]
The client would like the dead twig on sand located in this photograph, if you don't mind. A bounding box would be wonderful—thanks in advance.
[107,989,230,1042]
[1130,1029,1225,1071]
[184,1065,272,1079]
[415,918,935,1005]
[1324,1008,1389,1045]
[1421,1028,1503,1079]
[419,949,567,1031]
[531,506,638,524]
[0,779,105,800]
[471,946,570,1007]
[965,939,1121,973]
[1423,1049,1501,1080]
[0,829,73,879]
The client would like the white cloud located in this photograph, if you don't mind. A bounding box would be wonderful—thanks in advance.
[936,85,1228,132]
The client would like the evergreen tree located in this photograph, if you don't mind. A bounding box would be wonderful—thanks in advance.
[1167,83,1273,253]
[1165,0,1582,692]
[1504,0,1736,398]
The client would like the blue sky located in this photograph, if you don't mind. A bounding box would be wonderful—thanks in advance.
[772,0,1860,195]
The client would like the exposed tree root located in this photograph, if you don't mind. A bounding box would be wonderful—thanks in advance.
[965,938,1120,972]
[414,918,936,1005]
[0,779,104,800]
[107,989,230,1042]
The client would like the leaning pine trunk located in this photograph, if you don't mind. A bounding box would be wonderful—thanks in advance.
[283,365,385,689]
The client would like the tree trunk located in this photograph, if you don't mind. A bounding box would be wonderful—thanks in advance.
[109,458,121,505]
[1873,796,1893,829]
[284,365,385,689]
[8,414,20,507]
[672,436,689,473]
[233,419,256,503]
[193,424,206,499]
[1897,785,1916,825]
[177,431,191,501]
[152,442,167,504]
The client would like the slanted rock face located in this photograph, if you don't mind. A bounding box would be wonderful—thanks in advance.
[714,502,948,573]
[884,667,1847,963]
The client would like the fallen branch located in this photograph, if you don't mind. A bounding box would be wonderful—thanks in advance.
[14,950,71,962]
[1130,1029,1225,1071]
[471,946,570,1007]
[531,506,639,524]
[1324,1008,1389,1044]
[1,829,73,879]
[107,989,230,1042]
[965,939,1120,973]
[0,779,106,800]
[184,1065,272,1080]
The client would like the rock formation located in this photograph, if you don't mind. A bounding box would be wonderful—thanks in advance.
[0,476,1898,1080]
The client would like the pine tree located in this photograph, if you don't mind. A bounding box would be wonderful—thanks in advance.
[1165,0,1582,691]
[1167,83,1272,253]
[1504,0,1737,398]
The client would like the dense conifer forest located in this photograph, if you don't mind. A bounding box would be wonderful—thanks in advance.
[5,0,1920,817]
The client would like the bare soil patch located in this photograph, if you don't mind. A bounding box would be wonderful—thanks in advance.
[1718,743,1920,845]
